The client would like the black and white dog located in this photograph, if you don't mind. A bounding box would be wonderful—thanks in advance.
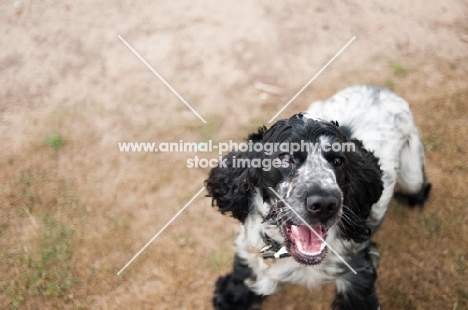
[206,85,431,309]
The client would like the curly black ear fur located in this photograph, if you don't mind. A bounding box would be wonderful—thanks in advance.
[340,139,383,243]
[205,127,265,223]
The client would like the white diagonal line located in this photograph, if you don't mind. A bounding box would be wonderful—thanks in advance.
[117,186,206,275]
[268,187,357,274]
[268,36,356,123]
[118,35,207,124]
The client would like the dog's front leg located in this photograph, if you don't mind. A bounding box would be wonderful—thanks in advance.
[213,255,264,310]
[332,242,380,310]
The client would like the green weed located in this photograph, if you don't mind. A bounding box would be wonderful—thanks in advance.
[391,61,408,76]
[44,133,65,150]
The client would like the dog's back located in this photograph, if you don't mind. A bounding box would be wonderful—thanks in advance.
[307,85,430,230]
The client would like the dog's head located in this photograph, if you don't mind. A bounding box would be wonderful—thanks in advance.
[206,113,383,265]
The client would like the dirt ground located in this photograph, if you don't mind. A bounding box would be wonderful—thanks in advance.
[1,0,468,309]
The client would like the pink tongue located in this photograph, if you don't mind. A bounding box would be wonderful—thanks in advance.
[290,225,325,254]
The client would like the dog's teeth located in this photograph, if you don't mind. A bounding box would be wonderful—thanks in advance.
[320,242,327,251]
[261,245,272,253]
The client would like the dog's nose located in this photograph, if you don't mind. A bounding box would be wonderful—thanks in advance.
[306,195,339,219]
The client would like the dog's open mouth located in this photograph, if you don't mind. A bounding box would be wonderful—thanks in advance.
[284,224,328,265]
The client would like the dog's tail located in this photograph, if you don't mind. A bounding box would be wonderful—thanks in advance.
[394,126,431,206]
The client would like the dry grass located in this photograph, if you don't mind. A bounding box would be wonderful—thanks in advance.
[1,0,468,309]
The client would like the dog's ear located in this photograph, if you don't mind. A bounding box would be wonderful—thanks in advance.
[341,139,383,242]
[205,127,265,223]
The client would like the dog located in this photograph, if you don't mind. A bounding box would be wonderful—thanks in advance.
[206,85,431,309]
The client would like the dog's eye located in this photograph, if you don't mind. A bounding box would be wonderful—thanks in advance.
[278,153,294,164]
[332,157,344,168]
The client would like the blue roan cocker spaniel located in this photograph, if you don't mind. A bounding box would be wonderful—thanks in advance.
[206,85,431,310]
